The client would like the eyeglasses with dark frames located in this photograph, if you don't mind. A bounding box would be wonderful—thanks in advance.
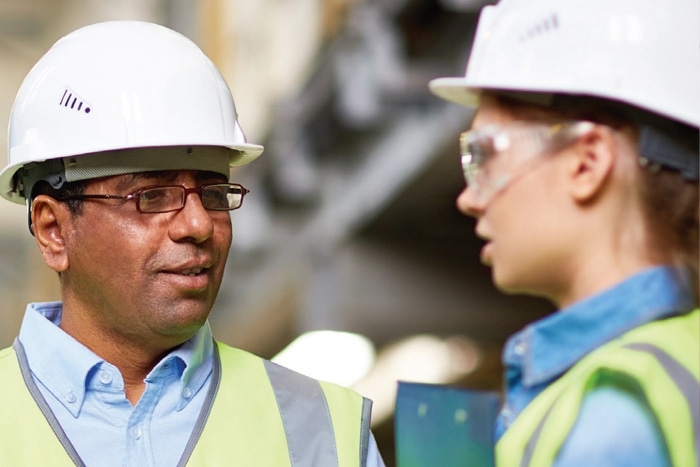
[57,183,250,213]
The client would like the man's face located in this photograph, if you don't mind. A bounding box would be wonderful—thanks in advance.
[59,170,233,349]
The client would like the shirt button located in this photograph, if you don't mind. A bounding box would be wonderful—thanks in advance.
[182,387,192,399]
[130,426,142,439]
[514,342,526,356]
[65,391,76,404]
[99,371,113,385]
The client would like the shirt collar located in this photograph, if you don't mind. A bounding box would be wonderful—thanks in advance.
[163,321,213,411]
[505,266,695,388]
[18,302,214,416]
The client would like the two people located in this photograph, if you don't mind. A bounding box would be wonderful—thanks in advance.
[2,0,698,465]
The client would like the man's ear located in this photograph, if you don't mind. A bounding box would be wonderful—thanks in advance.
[565,125,616,203]
[32,195,71,272]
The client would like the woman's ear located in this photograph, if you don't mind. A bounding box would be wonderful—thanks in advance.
[32,195,71,272]
[565,125,616,203]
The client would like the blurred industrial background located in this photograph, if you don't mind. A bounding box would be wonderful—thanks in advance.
[0,0,553,464]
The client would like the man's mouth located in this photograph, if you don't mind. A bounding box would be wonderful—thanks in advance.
[178,267,205,277]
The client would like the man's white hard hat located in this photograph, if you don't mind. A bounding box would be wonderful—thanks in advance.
[429,0,700,128]
[0,20,264,204]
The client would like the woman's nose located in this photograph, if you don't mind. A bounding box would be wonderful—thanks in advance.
[456,185,484,218]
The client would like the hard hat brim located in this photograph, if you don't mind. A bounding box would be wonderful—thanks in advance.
[229,143,264,166]
[0,142,265,205]
[428,77,480,108]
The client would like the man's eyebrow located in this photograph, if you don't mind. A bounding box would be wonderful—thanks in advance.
[114,171,176,190]
[114,171,228,190]
[196,171,229,183]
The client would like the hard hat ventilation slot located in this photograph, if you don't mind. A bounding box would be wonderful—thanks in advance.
[59,88,91,114]
[518,14,559,42]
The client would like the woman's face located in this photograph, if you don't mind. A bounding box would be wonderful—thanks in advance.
[457,96,580,301]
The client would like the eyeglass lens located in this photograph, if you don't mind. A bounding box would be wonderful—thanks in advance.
[137,184,246,213]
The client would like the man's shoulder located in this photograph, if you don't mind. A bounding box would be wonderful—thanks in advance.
[214,341,365,399]
[214,340,322,383]
[214,340,268,371]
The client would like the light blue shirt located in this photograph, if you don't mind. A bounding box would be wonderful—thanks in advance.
[496,266,695,466]
[18,302,385,466]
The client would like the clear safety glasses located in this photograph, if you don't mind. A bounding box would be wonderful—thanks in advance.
[459,121,595,203]
[58,183,250,213]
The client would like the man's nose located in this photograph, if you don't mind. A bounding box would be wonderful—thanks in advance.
[168,190,216,243]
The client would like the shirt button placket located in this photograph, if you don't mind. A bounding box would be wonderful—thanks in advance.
[130,426,143,440]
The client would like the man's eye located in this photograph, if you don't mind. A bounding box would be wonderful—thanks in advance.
[141,189,167,202]
[202,187,229,207]
[139,188,178,209]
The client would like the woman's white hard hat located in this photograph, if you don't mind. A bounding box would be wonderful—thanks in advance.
[429,0,700,129]
[0,20,264,204]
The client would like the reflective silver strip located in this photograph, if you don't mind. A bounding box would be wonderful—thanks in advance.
[13,339,86,467]
[264,360,339,467]
[520,402,555,467]
[177,341,222,467]
[360,398,373,466]
[624,342,700,463]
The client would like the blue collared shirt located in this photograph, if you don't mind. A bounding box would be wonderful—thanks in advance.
[18,302,385,466]
[496,266,695,466]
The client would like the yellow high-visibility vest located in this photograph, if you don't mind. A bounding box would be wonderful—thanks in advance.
[0,341,372,466]
[496,309,699,467]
